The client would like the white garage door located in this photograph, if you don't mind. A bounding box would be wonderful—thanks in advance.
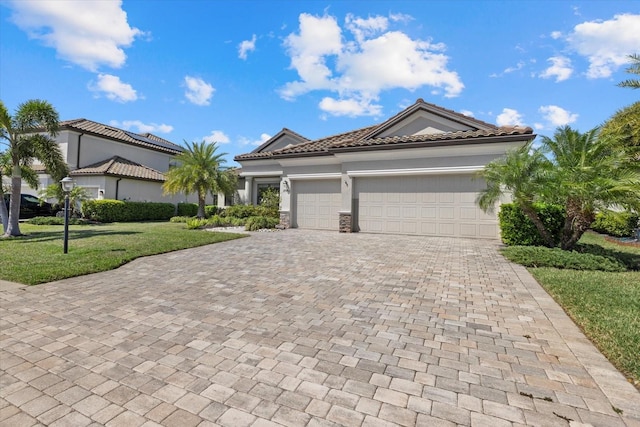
[293,180,341,230]
[355,175,498,238]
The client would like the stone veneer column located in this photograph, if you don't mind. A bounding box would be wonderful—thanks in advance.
[339,212,352,233]
[278,211,291,229]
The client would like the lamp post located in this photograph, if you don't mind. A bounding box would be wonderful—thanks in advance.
[60,177,75,254]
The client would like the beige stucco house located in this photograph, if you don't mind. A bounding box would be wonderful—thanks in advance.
[234,99,535,239]
[27,119,223,205]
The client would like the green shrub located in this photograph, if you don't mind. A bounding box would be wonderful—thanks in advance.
[222,204,264,219]
[170,216,193,223]
[230,217,246,226]
[81,200,175,222]
[245,215,279,231]
[501,246,627,272]
[499,203,565,246]
[27,216,89,226]
[591,210,639,237]
[258,187,280,218]
[177,203,198,217]
[205,205,222,218]
[206,215,230,227]
[186,218,209,229]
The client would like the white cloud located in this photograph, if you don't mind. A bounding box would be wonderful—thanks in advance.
[184,76,215,106]
[202,130,230,144]
[8,0,142,71]
[496,108,524,127]
[239,133,271,146]
[539,56,573,82]
[319,96,383,117]
[550,31,563,39]
[504,61,525,74]
[539,105,578,127]
[567,13,640,78]
[110,120,173,134]
[88,74,138,102]
[279,12,463,117]
[238,34,257,60]
[460,110,474,117]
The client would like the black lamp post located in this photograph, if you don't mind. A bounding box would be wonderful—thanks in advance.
[60,176,75,254]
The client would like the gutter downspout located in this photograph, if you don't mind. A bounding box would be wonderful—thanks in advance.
[76,133,84,169]
[115,178,122,200]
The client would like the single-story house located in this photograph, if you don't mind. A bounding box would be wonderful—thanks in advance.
[25,119,225,206]
[234,99,535,239]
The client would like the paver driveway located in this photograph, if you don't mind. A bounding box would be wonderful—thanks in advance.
[1,230,639,427]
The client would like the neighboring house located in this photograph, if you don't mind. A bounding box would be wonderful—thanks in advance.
[24,119,222,205]
[235,99,535,239]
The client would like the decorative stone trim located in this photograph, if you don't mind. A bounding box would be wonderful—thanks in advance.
[278,211,291,229]
[339,212,352,233]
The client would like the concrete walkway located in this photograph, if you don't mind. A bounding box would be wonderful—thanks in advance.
[1,230,638,426]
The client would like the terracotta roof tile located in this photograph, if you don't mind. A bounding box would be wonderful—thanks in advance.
[59,119,183,155]
[234,99,535,161]
[70,156,166,181]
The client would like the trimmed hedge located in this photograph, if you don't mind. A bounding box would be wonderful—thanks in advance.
[177,203,198,217]
[591,210,639,238]
[82,200,175,222]
[499,203,565,246]
[221,204,275,219]
[501,245,627,272]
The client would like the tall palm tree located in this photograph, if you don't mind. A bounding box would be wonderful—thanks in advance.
[618,53,640,89]
[541,126,640,250]
[477,142,556,247]
[163,141,236,219]
[0,100,68,237]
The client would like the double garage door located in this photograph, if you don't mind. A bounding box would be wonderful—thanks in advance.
[292,175,498,238]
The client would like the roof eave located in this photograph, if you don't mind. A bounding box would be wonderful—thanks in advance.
[328,133,536,154]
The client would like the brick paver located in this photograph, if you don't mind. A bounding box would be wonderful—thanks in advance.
[1,229,639,426]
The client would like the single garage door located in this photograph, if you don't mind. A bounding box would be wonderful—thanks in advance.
[293,180,341,230]
[355,175,498,238]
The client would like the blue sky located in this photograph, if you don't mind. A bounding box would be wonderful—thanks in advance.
[1,1,638,166]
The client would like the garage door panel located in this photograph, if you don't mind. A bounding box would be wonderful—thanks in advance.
[294,180,341,230]
[460,207,478,220]
[355,175,498,239]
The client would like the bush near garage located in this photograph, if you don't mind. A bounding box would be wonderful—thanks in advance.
[499,203,565,246]
[591,210,639,237]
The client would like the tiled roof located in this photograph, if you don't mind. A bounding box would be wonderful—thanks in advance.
[251,127,310,154]
[70,156,166,182]
[331,127,534,151]
[234,99,534,161]
[59,119,183,155]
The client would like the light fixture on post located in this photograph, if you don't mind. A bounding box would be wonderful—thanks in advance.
[60,176,75,254]
[282,180,290,193]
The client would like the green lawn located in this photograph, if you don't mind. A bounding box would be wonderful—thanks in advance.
[0,222,246,285]
[526,232,640,388]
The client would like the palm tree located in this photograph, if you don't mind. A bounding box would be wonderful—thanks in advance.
[163,141,237,219]
[0,100,68,237]
[477,142,556,247]
[1,150,41,231]
[618,53,640,89]
[541,126,640,250]
[600,101,640,164]
[38,183,90,217]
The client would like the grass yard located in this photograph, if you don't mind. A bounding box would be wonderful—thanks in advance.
[0,222,246,285]
[525,232,640,387]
